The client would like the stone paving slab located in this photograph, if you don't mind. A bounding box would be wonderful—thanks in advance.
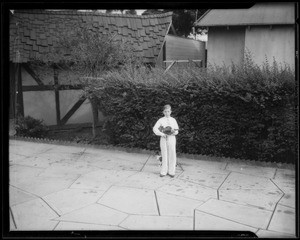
[10,165,78,197]
[38,162,101,178]
[40,144,86,155]
[33,151,84,163]
[268,204,295,235]
[54,222,125,230]
[74,149,149,172]
[119,215,193,230]
[9,153,30,165]
[219,189,282,211]
[195,199,273,229]
[70,169,136,191]
[256,229,296,238]
[42,189,105,215]
[220,172,277,190]
[156,191,204,217]
[225,163,276,179]
[115,171,174,190]
[54,204,128,226]
[10,164,45,184]
[98,186,158,215]
[84,148,150,163]
[10,155,58,168]
[86,157,145,171]
[178,170,229,189]
[194,210,257,232]
[9,140,53,156]
[179,158,228,174]
[11,198,59,230]
[10,186,38,206]
[157,179,217,201]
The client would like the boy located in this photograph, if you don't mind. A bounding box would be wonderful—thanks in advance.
[153,105,179,177]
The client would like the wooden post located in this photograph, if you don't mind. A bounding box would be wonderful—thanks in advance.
[15,63,24,120]
[90,97,98,138]
[53,66,61,125]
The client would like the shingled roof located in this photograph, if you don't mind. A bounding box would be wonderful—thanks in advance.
[194,2,295,27]
[10,10,173,64]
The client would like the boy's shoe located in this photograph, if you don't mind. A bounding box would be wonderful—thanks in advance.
[160,174,166,177]
[168,174,175,178]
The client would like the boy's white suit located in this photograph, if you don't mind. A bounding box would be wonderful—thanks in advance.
[153,116,179,176]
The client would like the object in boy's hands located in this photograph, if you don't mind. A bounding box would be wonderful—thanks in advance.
[159,126,177,135]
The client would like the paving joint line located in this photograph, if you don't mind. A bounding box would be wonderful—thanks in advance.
[117,215,130,228]
[9,184,41,199]
[269,178,285,195]
[214,198,274,212]
[277,203,295,209]
[273,168,278,179]
[139,154,154,172]
[9,207,17,230]
[217,171,232,200]
[52,221,60,230]
[223,162,229,170]
[265,193,286,230]
[11,163,46,170]
[67,174,84,189]
[51,202,97,218]
[57,219,124,228]
[96,202,157,216]
[40,197,61,217]
[194,209,260,230]
[154,190,161,216]
[95,185,114,203]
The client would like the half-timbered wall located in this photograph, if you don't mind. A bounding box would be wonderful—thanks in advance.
[15,63,104,126]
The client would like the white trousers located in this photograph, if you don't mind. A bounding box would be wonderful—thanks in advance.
[160,135,176,175]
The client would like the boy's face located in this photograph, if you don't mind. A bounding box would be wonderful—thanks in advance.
[163,108,171,117]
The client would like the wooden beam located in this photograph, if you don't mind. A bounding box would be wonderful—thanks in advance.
[163,60,176,74]
[58,84,83,90]
[22,63,44,86]
[54,67,61,125]
[60,97,87,126]
[164,60,202,63]
[16,63,24,117]
[22,84,83,92]
[22,85,54,91]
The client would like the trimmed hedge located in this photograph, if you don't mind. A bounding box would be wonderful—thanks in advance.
[83,57,296,163]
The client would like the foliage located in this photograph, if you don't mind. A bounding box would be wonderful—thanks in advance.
[15,116,49,138]
[84,55,296,163]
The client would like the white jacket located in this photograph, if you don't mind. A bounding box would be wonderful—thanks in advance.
[153,116,179,137]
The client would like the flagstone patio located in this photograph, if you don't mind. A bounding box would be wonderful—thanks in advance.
[9,139,296,237]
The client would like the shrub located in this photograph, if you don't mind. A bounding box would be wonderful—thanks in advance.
[15,116,49,138]
[82,55,296,163]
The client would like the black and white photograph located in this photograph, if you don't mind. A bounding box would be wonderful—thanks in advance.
[4,2,298,238]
